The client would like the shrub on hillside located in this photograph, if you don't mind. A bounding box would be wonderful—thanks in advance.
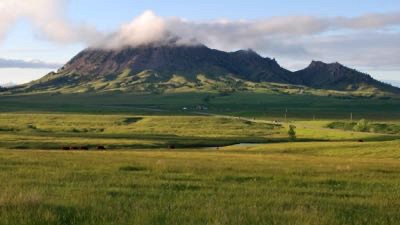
[288,125,296,141]
[353,119,369,132]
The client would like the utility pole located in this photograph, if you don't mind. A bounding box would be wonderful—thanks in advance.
[350,112,353,123]
[284,108,288,123]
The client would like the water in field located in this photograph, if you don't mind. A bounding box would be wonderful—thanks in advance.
[230,143,263,147]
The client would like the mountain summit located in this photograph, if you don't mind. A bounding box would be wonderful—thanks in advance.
[16,42,400,95]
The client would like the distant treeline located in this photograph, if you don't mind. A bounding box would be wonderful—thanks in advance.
[327,120,400,134]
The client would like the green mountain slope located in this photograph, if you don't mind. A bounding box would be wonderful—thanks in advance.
[7,42,400,96]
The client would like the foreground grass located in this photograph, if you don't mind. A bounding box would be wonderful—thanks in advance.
[1,141,400,225]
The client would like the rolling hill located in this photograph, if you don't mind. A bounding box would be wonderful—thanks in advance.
[8,41,400,95]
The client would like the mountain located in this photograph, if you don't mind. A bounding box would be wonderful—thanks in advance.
[0,82,18,88]
[294,61,400,93]
[11,42,400,95]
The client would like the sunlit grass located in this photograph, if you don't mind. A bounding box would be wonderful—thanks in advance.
[0,112,400,224]
[1,143,400,225]
[0,113,285,149]
[0,113,398,151]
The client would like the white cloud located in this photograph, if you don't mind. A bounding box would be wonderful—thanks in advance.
[0,0,101,44]
[335,12,400,29]
[1,1,400,74]
[163,11,400,48]
[103,10,167,49]
[160,13,400,72]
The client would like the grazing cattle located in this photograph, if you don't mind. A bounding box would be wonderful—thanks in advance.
[62,146,70,151]
[80,146,89,150]
[71,146,79,150]
[97,146,106,150]
[168,145,176,149]
[358,139,364,143]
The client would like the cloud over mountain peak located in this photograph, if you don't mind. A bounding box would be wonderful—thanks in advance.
[1,1,400,72]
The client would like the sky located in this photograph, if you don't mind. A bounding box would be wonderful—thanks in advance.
[0,0,399,85]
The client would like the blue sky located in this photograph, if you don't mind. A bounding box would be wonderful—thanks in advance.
[0,0,399,85]
[66,0,400,21]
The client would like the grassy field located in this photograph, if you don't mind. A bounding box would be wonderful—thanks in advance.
[1,140,400,225]
[0,113,286,149]
[1,92,400,224]
[326,121,400,135]
[1,92,400,120]
[0,113,398,151]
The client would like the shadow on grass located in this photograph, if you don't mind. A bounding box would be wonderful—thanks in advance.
[0,203,87,225]
[119,166,148,172]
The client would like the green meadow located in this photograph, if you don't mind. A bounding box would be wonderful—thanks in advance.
[1,141,400,225]
[1,92,400,119]
[0,113,398,151]
[0,92,400,225]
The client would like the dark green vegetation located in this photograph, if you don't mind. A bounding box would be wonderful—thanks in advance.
[1,141,400,225]
[327,120,400,134]
[1,92,400,120]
